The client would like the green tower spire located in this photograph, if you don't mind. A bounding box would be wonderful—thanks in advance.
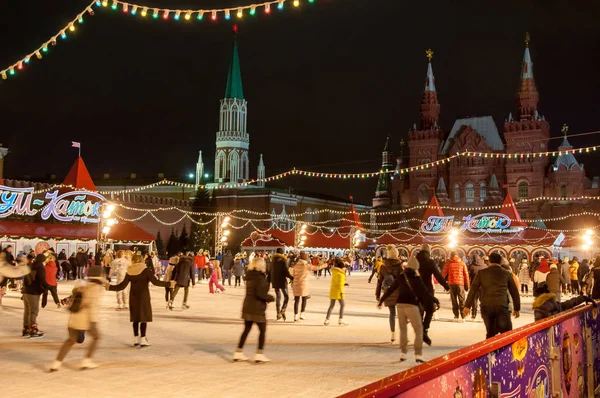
[224,25,244,100]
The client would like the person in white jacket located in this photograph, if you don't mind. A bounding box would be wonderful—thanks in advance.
[50,266,106,371]
[110,250,132,310]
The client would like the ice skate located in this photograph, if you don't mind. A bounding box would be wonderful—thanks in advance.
[182,303,190,310]
[80,358,99,370]
[133,336,140,347]
[29,325,44,338]
[254,353,271,363]
[140,337,151,347]
[300,312,306,320]
[338,318,348,326]
[294,314,299,322]
[399,353,407,362]
[391,331,396,343]
[233,351,248,362]
[49,360,62,372]
[415,355,425,364]
[324,319,330,326]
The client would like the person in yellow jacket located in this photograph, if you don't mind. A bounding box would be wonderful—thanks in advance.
[569,257,580,295]
[324,258,349,326]
[368,256,384,283]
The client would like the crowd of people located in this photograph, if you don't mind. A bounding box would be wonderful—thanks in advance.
[1,242,598,370]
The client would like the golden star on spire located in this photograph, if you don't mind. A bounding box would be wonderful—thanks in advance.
[525,32,530,46]
[426,49,434,61]
[562,124,569,136]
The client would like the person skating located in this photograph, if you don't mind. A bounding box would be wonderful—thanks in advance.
[464,253,521,339]
[75,248,88,280]
[102,249,114,282]
[533,257,550,291]
[233,254,245,287]
[324,258,349,326]
[23,253,51,338]
[221,250,234,286]
[545,260,565,300]
[368,256,383,284]
[233,257,275,363]
[50,266,107,371]
[378,255,439,363]
[532,282,596,321]
[108,254,175,347]
[518,260,531,297]
[42,253,61,309]
[442,252,470,322]
[375,245,402,342]
[291,251,326,322]
[195,251,207,283]
[110,250,132,311]
[208,259,226,294]
[163,256,178,308]
[467,254,487,321]
[416,244,449,345]
[569,257,580,295]
[268,248,293,321]
[169,252,195,310]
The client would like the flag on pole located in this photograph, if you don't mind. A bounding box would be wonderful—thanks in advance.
[72,141,81,156]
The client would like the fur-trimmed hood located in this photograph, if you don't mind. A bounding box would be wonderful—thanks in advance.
[271,253,287,262]
[127,262,147,276]
[533,292,557,309]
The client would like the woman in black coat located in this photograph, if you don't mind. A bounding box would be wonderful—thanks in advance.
[233,257,274,364]
[169,253,195,310]
[109,254,174,347]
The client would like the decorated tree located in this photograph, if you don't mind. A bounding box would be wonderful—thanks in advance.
[178,225,189,252]
[166,228,181,256]
[189,188,215,253]
[155,230,165,257]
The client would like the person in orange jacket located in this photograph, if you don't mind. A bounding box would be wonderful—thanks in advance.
[442,252,470,322]
[195,251,207,283]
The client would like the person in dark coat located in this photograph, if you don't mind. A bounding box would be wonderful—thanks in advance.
[69,252,77,280]
[588,257,600,299]
[379,255,439,363]
[233,254,245,287]
[109,254,175,347]
[169,253,195,310]
[75,249,88,279]
[416,244,449,345]
[577,259,590,287]
[144,253,155,275]
[22,253,50,338]
[221,250,234,286]
[464,253,521,339]
[268,248,293,321]
[233,257,274,363]
[376,245,403,343]
[532,283,596,321]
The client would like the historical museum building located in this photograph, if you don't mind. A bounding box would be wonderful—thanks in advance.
[373,38,600,229]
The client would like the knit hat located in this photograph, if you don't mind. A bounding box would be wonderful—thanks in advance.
[407,255,419,270]
[386,245,399,260]
[87,266,103,280]
[421,244,431,253]
[248,257,266,273]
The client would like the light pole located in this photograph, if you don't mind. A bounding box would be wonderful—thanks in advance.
[97,202,117,252]
[582,229,594,257]
[215,214,231,256]
[295,223,307,250]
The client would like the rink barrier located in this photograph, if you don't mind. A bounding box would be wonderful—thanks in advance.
[339,303,600,398]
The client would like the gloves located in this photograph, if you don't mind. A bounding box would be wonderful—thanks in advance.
[584,296,597,307]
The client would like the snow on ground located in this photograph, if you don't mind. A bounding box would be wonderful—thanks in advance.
[0,272,536,397]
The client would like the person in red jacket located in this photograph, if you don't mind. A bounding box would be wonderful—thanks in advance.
[442,252,470,322]
[195,251,207,283]
[42,253,61,308]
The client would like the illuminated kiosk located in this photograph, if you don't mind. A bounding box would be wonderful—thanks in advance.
[240,205,369,256]
[0,157,155,255]
[376,193,563,261]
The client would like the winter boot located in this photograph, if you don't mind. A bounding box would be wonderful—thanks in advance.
[140,337,151,347]
[233,350,248,362]
[49,360,62,372]
[29,325,44,338]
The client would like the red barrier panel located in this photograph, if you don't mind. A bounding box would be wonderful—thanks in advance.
[339,304,598,398]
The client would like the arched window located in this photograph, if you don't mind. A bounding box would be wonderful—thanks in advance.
[561,185,567,199]
[518,182,529,200]
[313,209,319,222]
[479,182,486,202]
[465,183,475,203]
[215,151,226,181]
[418,184,428,204]
[229,151,240,182]
[454,184,460,203]
[241,152,249,181]
[305,208,313,222]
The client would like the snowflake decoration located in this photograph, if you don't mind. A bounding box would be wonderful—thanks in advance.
[440,376,449,393]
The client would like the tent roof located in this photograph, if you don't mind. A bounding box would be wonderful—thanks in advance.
[500,192,527,227]
[422,195,444,220]
[62,157,97,191]
[0,221,155,243]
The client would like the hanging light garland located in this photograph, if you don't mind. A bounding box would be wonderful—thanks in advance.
[1,1,96,82]
[0,0,316,82]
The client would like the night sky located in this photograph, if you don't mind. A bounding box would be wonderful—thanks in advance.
[2,0,600,204]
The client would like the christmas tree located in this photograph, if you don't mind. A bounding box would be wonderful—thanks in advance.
[189,188,215,253]
[155,230,165,257]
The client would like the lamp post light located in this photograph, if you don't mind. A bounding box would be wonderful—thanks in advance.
[97,202,117,251]
[295,223,307,250]
[582,229,595,255]
[215,214,231,256]
[447,228,459,249]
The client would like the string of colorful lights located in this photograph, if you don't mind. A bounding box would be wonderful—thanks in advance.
[0,0,316,82]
